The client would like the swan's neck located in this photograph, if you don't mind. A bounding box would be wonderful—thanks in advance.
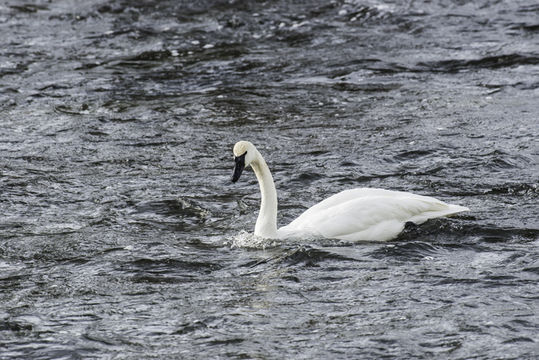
[251,152,278,238]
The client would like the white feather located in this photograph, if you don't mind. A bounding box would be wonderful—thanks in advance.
[279,188,469,241]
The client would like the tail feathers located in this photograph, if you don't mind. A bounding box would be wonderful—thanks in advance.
[409,204,469,225]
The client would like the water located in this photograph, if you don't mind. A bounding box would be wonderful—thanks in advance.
[1,0,538,358]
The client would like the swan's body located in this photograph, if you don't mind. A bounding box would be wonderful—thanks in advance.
[232,141,469,242]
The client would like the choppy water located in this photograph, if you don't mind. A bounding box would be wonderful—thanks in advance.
[1,0,538,358]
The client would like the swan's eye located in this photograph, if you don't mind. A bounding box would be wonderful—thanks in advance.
[235,151,247,159]
[234,151,247,164]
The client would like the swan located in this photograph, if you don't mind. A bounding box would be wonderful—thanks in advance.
[231,141,469,242]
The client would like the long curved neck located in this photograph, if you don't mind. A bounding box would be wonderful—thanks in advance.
[251,151,278,238]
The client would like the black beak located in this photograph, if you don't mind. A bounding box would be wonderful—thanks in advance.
[232,152,246,182]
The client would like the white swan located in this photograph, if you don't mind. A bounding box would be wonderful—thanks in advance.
[231,141,469,242]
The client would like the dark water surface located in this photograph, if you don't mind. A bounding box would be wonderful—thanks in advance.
[1,0,538,358]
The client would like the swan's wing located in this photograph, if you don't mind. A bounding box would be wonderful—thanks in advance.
[296,188,442,215]
[281,188,468,241]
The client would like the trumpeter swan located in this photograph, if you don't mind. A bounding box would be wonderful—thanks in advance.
[231,141,469,242]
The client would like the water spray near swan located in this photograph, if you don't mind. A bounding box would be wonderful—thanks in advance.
[231,141,469,242]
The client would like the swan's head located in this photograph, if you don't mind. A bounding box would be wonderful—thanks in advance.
[232,141,256,182]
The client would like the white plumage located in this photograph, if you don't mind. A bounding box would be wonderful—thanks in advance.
[278,188,468,241]
[231,141,469,242]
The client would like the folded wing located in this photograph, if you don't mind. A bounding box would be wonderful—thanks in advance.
[279,188,468,241]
